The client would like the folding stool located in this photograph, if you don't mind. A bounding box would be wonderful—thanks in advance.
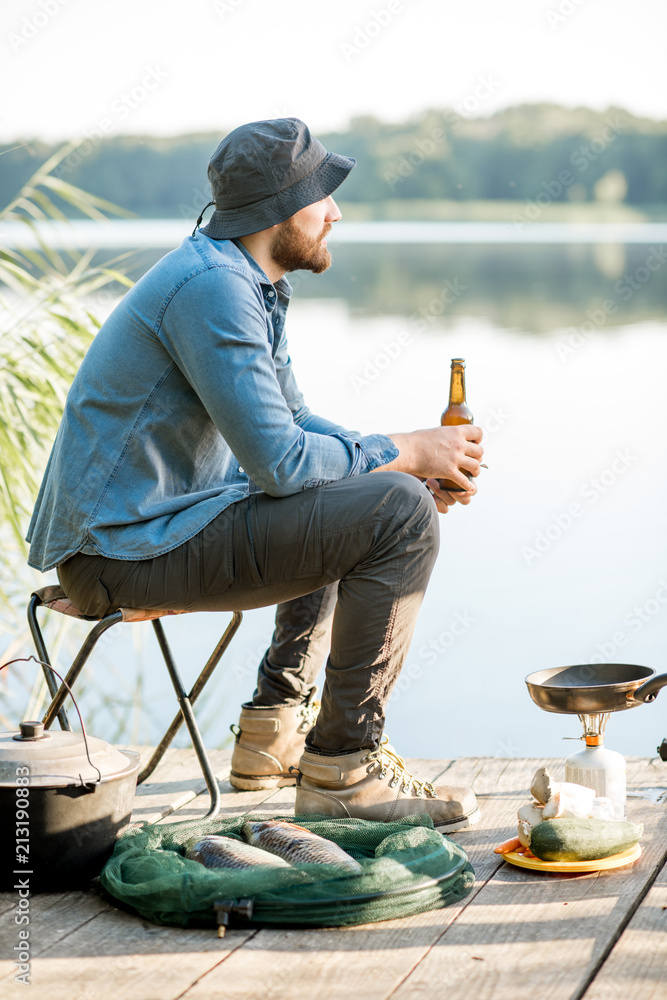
[28,585,243,819]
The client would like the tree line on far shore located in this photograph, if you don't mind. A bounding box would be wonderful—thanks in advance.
[1,103,666,218]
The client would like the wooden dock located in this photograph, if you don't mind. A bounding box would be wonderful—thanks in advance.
[1,751,666,1000]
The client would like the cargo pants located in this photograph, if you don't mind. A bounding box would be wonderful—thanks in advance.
[58,471,439,751]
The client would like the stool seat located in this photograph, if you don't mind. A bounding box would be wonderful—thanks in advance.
[28,586,243,820]
[34,585,190,624]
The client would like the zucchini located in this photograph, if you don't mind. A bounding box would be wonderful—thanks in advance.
[530,818,643,862]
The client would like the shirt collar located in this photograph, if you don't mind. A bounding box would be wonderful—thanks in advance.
[231,239,293,305]
[195,232,292,311]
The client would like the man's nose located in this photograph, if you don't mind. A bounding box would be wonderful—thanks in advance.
[325,196,342,223]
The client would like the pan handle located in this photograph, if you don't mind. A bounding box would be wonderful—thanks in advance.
[630,672,667,704]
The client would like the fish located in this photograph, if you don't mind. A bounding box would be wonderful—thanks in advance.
[185,834,292,870]
[242,820,362,873]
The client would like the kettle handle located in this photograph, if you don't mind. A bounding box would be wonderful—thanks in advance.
[631,671,667,704]
[1,656,102,783]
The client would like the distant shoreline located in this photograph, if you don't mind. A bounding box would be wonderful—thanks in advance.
[335,199,667,224]
[2,218,667,249]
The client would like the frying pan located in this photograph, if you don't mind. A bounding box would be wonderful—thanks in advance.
[525,663,667,715]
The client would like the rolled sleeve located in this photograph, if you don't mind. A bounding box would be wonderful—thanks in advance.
[356,433,400,471]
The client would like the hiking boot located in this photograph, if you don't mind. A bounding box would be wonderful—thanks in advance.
[229,692,320,790]
[294,736,481,832]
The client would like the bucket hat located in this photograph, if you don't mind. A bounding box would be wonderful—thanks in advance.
[199,118,356,240]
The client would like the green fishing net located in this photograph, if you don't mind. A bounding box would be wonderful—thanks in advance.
[100,813,474,929]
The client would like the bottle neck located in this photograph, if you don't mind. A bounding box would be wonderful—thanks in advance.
[585,735,603,747]
[449,364,466,406]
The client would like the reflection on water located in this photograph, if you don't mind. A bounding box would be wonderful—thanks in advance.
[4,241,667,762]
[106,241,667,334]
[311,242,667,334]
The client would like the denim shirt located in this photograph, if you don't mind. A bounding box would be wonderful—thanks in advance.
[26,233,398,572]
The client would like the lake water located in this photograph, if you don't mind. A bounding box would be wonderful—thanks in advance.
[5,226,667,764]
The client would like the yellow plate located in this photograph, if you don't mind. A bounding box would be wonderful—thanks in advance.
[500,842,642,873]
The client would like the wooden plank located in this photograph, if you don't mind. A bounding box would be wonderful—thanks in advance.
[1,902,257,1000]
[581,862,667,1000]
[578,757,667,1000]
[2,758,470,999]
[0,747,216,975]
[176,758,543,1000]
[625,755,667,799]
[3,754,659,1000]
[0,890,111,968]
[180,924,474,1000]
[439,755,491,790]
[0,744,288,1000]
[388,760,667,1000]
[0,755,524,1000]
[0,897,18,919]
[131,744,307,823]
[161,767,302,823]
[130,746,232,824]
[249,784,297,815]
[0,745,263,987]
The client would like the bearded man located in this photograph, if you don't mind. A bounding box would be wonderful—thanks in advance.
[27,118,484,831]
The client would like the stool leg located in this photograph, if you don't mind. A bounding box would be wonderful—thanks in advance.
[41,612,123,730]
[188,610,243,706]
[143,618,224,820]
[28,595,71,731]
[137,611,243,785]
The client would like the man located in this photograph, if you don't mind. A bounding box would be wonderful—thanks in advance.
[27,118,484,831]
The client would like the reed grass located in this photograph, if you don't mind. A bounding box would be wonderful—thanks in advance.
[0,141,135,709]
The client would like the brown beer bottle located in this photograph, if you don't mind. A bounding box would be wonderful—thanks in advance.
[438,358,473,493]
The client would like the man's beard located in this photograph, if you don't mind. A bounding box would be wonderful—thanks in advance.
[269,216,332,274]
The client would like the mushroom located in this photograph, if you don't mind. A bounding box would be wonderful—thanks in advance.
[517,769,606,844]
[517,802,545,848]
[542,783,596,820]
[530,767,555,805]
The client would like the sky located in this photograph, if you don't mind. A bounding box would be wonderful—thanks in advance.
[0,0,665,146]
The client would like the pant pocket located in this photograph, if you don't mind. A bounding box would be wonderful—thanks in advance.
[199,506,236,597]
[250,490,324,584]
[227,490,323,590]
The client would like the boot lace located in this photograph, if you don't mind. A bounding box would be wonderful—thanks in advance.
[362,736,437,798]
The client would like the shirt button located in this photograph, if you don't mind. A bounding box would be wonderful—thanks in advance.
[238,466,244,474]
[267,290,275,299]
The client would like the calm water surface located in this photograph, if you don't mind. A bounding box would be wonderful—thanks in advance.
[5,237,667,763]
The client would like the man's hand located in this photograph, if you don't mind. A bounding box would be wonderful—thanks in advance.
[375,425,484,508]
[422,478,476,514]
